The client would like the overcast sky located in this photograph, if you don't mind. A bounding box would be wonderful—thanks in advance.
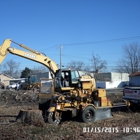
[0,0,140,72]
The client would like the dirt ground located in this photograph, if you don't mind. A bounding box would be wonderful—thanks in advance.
[0,89,140,140]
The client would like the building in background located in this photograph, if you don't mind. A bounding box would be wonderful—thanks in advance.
[0,73,14,86]
[95,72,129,89]
[129,72,140,87]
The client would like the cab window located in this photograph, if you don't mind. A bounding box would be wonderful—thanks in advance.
[71,71,79,84]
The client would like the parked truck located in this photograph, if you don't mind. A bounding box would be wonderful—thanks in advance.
[123,87,140,112]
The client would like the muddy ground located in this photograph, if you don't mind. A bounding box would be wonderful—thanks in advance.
[0,89,140,140]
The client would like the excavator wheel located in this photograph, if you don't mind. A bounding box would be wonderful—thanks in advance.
[48,112,61,125]
[81,106,96,123]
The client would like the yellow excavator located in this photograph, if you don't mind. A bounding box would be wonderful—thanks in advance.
[21,75,40,90]
[0,39,126,124]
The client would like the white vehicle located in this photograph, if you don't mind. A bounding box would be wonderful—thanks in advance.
[7,83,19,89]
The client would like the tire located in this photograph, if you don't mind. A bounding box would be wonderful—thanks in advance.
[48,112,61,125]
[82,106,96,123]
[128,102,138,112]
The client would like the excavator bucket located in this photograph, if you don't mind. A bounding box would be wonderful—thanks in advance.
[0,39,11,64]
[94,107,113,121]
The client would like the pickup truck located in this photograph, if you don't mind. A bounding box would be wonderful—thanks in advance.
[123,87,140,111]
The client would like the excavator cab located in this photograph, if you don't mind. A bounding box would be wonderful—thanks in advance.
[54,69,81,92]
[27,75,40,90]
[39,69,83,113]
[28,75,38,85]
[21,75,39,90]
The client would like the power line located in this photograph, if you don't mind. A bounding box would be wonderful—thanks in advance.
[63,65,138,68]
[60,36,140,46]
[39,45,58,51]
[39,35,140,51]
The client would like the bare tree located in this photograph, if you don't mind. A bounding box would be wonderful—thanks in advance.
[67,61,85,71]
[2,60,20,78]
[90,53,107,73]
[83,64,91,72]
[115,43,140,74]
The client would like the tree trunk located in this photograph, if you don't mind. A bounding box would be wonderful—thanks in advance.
[16,109,44,126]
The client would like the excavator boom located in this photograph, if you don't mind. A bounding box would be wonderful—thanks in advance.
[0,39,58,74]
[0,39,11,63]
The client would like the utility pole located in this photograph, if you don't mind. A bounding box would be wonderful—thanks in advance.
[60,46,62,69]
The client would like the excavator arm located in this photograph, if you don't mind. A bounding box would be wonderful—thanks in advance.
[0,39,11,63]
[0,39,58,74]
